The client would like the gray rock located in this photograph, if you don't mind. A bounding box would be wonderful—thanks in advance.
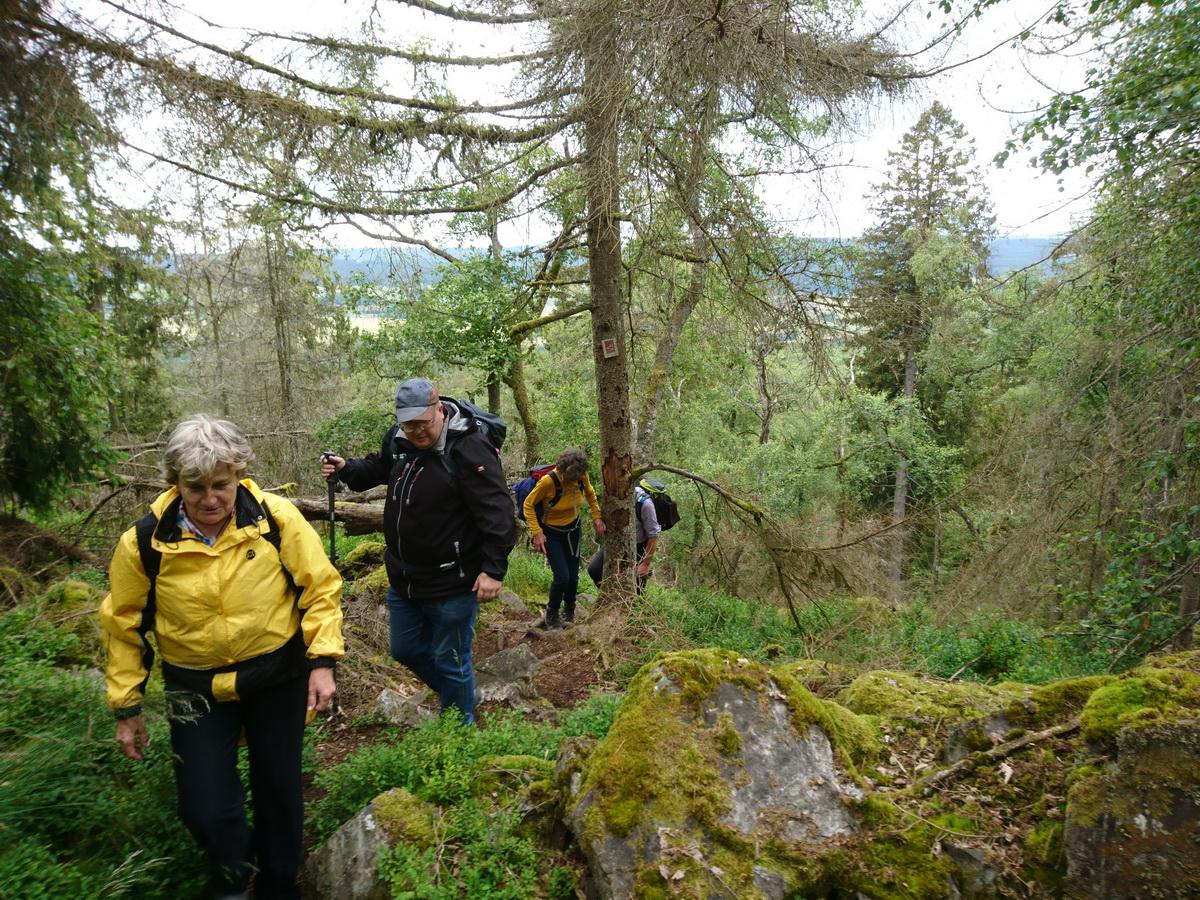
[941,841,997,897]
[475,643,540,706]
[302,803,390,899]
[498,588,529,614]
[704,680,862,843]
[943,711,1015,763]
[563,653,868,899]
[375,687,433,728]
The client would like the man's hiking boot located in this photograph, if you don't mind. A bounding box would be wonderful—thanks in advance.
[538,609,561,629]
[563,608,575,627]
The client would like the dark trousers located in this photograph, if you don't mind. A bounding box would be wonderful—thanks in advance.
[168,669,307,898]
[386,586,478,724]
[545,521,582,620]
[587,541,649,594]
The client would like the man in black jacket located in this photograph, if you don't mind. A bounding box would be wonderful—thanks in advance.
[320,378,516,723]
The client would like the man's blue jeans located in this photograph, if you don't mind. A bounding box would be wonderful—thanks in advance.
[386,587,478,724]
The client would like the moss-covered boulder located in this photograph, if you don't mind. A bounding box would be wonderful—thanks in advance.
[838,670,1030,724]
[344,564,390,604]
[1064,719,1200,897]
[303,786,437,899]
[561,649,883,899]
[337,540,387,579]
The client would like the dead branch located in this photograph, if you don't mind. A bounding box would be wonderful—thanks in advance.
[908,717,1081,795]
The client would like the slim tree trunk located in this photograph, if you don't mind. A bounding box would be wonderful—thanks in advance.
[583,2,635,599]
[890,342,917,599]
[203,270,230,418]
[504,352,540,467]
[265,235,293,418]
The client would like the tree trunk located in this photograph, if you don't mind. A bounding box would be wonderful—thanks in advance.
[634,91,716,464]
[203,270,230,418]
[504,352,540,467]
[889,343,917,599]
[265,235,293,418]
[583,2,635,599]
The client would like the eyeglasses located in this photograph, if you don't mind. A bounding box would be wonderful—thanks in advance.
[399,406,439,433]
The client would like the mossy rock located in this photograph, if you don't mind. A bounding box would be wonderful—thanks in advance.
[1064,719,1200,897]
[43,579,104,664]
[473,754,555,798]
[337,540,387,577]
[564,649,886,898]
[1078,652,1200,751]
[373,787,438,847]
[345,565,390,603]
[837,670,1030,725]
[773,658,859,699]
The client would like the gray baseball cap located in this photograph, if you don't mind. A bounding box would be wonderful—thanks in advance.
[394,378,439,423]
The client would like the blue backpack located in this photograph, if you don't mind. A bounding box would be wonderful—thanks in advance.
[512,465,561,525]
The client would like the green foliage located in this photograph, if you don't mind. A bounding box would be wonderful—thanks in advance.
[1058,515,1200,668]
[377,801,538,900]
[309,709,558,841]
[0,251,118,510]
[315,403,394,459]
[0,606,206,897]
[310,693,622,897]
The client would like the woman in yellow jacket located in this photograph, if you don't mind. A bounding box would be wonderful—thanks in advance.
[99,415,344,900]
[523,448,605,628]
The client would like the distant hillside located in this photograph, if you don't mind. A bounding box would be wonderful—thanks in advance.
[329,237,1067,289]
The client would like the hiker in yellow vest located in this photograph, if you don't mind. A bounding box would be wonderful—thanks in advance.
[523,448,605,627]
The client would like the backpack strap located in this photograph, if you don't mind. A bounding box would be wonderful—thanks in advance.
[546,470,563,511]
[133,512,161,702]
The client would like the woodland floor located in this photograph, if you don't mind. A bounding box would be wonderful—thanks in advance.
[300,591,632,850]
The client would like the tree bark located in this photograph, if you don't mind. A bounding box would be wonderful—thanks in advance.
[889,343,917,599]
[504,352,540,467]
[583,2,635,599]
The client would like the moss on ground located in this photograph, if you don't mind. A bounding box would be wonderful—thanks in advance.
[837,670,1030,723]
[373,787,437,846]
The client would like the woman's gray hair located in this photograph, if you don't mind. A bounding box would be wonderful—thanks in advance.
[161,415,255,485]
[555,448,589,482]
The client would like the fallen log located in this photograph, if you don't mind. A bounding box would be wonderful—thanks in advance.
[290,498,384,536]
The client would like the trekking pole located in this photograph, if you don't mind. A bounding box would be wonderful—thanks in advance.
[320,451,339,563]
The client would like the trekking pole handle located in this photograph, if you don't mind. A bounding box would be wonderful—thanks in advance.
[320,452,339,562]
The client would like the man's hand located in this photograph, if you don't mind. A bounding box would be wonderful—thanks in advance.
[474,572,503,601]
[116,715,150,761]
[308,667,337,713]
[531,533,547,553]
[320,454,346,479]
[636,559,652,579]
[593,518,607,536]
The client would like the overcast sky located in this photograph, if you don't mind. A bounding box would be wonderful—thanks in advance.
[116,0,1097,246]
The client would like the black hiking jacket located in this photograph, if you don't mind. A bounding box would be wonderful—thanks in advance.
[338,399,516,599]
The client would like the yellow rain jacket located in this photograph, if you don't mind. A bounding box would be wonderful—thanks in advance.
[523,471,601,536]
[99,479,344,712]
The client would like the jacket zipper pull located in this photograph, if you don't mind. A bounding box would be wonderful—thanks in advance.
[454,540,463,578]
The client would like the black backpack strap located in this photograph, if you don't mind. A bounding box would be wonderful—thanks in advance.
[258,497,300,600]
[547,470,563,510]
[133,512,161,700]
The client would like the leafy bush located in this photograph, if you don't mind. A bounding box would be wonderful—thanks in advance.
[315,403,394,460]
[310,692,623,897]
[0,607,206,898]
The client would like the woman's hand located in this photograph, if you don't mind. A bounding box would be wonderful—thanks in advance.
[308,667,337,713]
[593,517,607,536]
[531,533,547,553]
[116,715,150,761]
